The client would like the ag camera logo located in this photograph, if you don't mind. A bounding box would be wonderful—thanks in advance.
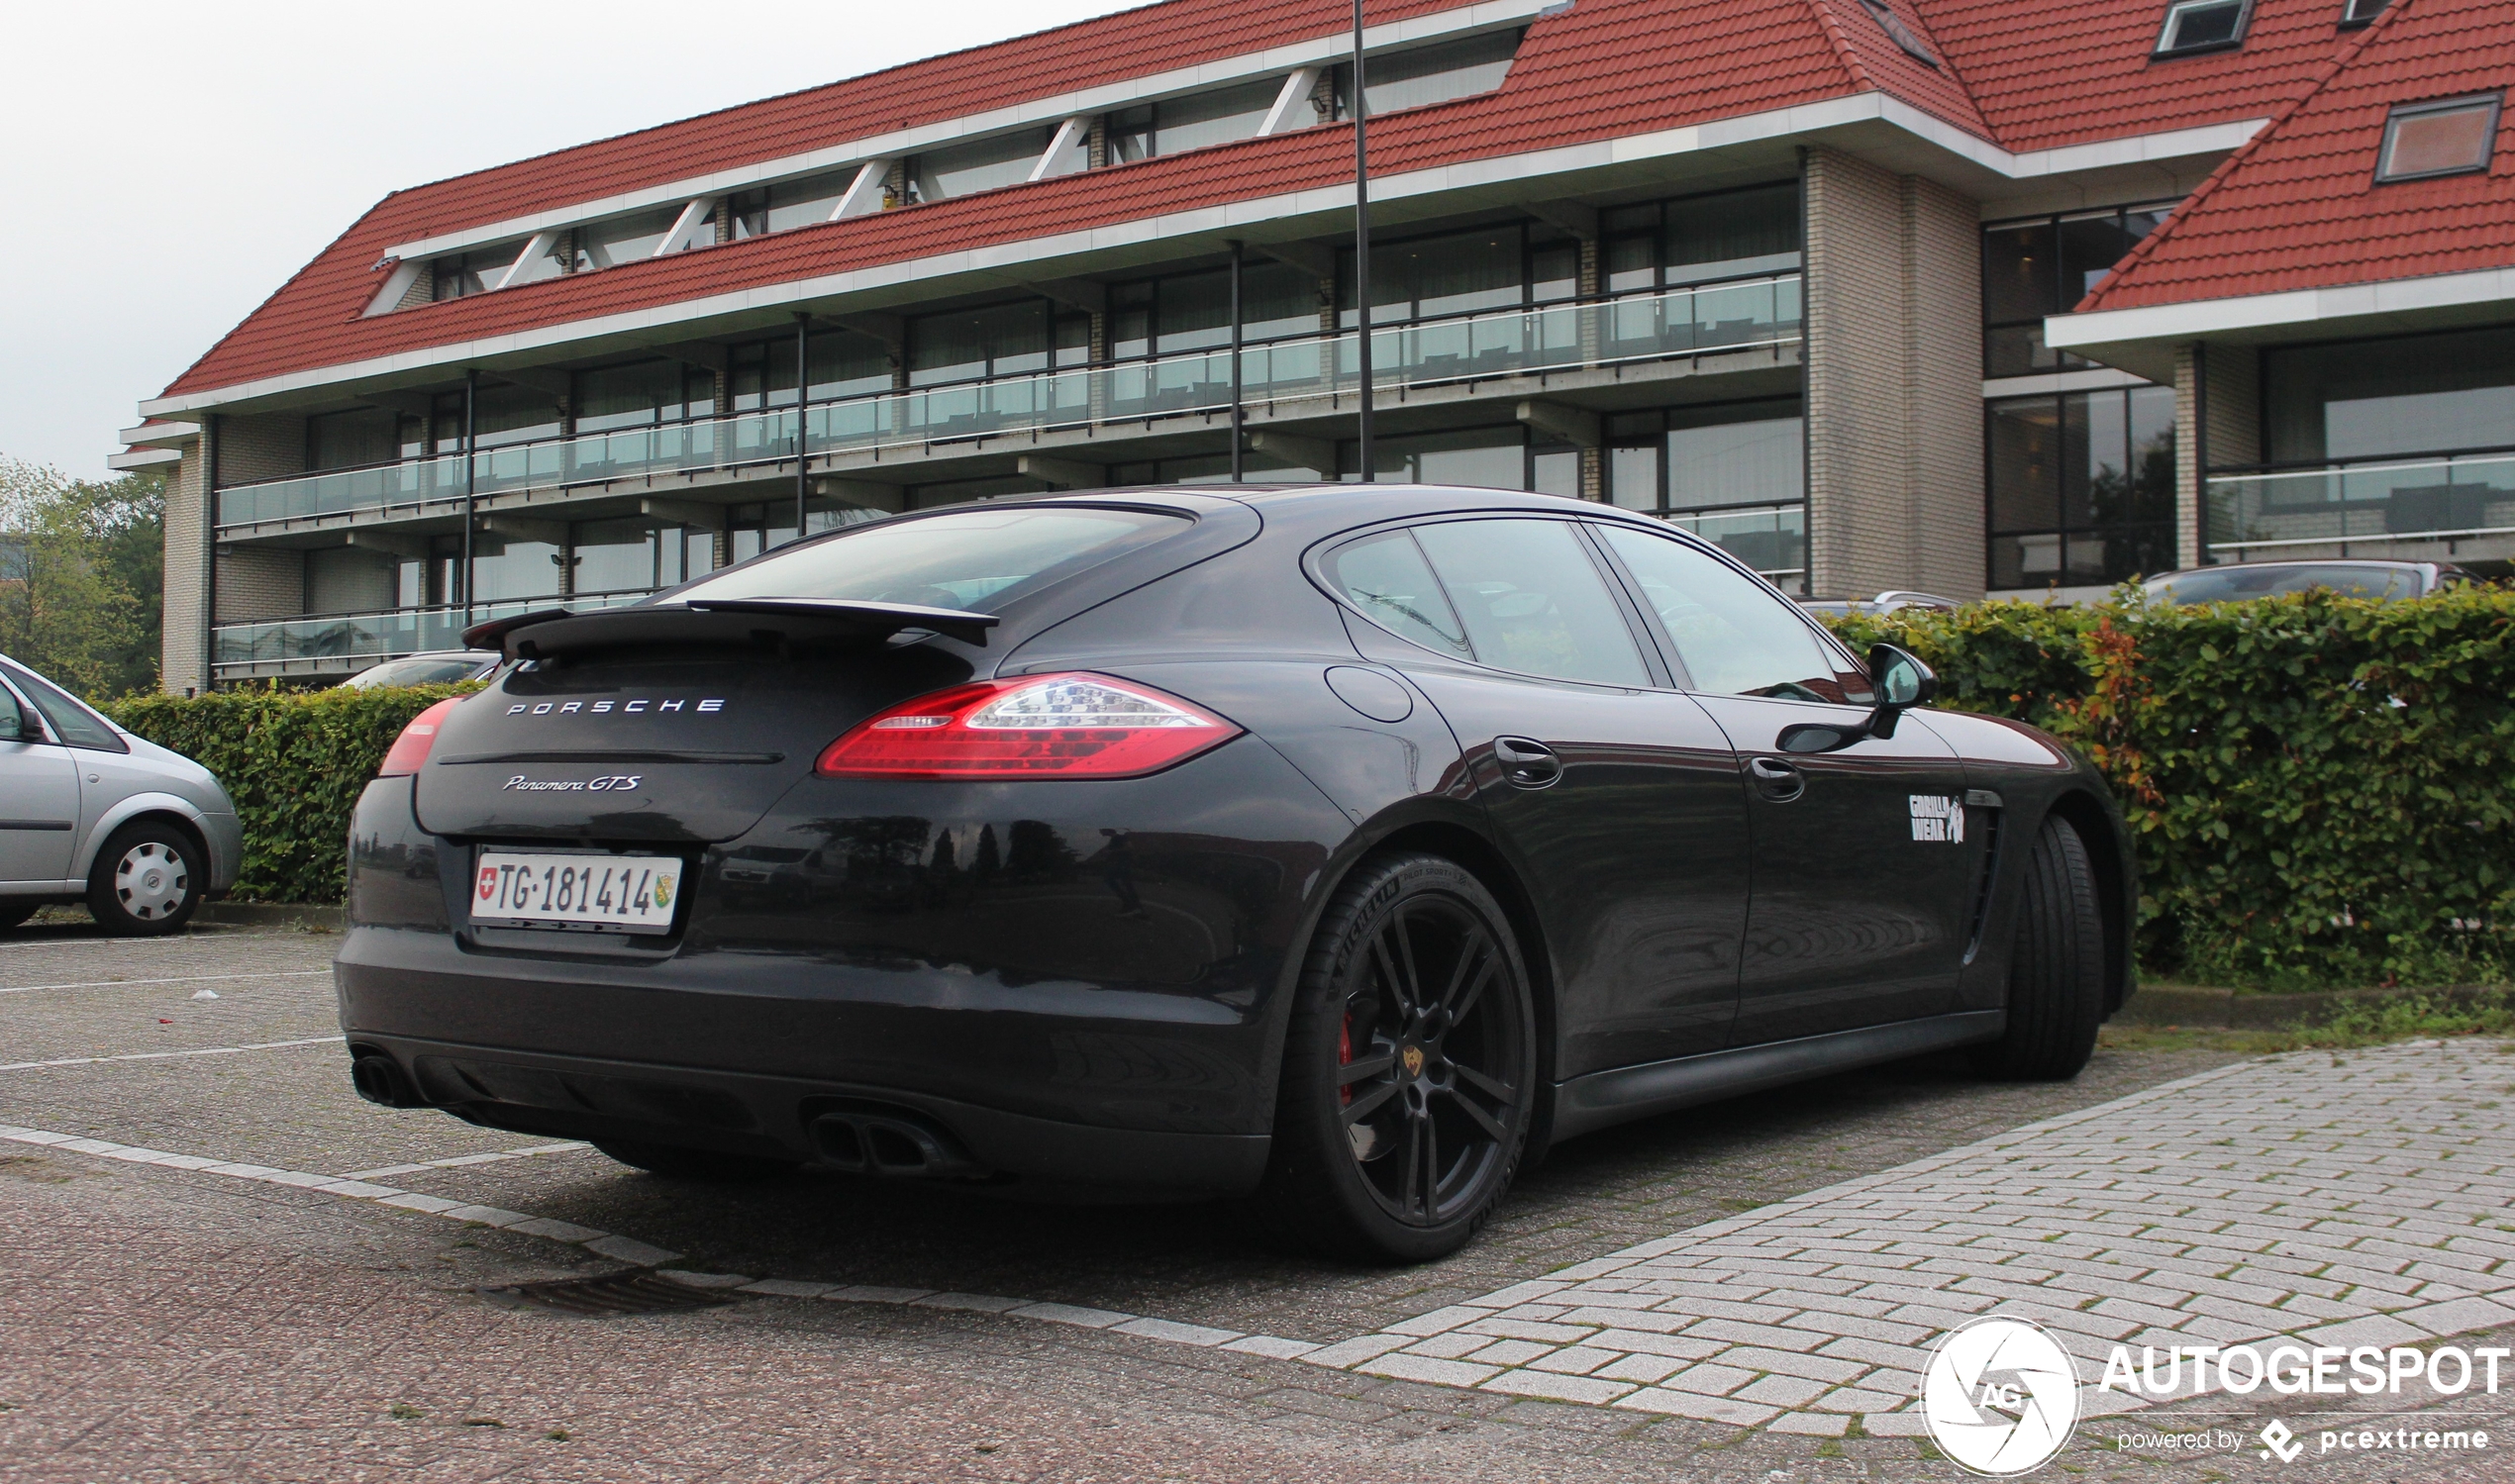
[1923,1316,2081,1476]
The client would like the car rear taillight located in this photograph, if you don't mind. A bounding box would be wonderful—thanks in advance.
[816,673,1242,780]
[377,697,464,777]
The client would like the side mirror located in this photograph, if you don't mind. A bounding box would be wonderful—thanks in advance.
[1775,643,1938,754]
[0,694,22,742]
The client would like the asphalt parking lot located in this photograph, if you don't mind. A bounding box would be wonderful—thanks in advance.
[3,919,2511,1481]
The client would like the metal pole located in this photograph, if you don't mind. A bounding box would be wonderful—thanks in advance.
[460,370,477,625]
[794,313,811,539]
[1228,240,1245,481]
[1352,0,1373,482]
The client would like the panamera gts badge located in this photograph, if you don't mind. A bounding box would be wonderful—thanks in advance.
[502,775,643,792]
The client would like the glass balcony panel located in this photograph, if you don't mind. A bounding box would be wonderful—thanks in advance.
[2206,451,2515,551]
[215,279,1799,530]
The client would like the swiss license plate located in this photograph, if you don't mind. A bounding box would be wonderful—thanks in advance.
[472,851,684,934]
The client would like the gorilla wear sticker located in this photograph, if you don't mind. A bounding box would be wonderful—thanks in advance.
[1910,795,1965,843]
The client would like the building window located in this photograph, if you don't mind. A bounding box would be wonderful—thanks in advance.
[574,359,717,434]
[1110,263,1317,358]
[1602,182,1801,295]
[571,518,716,598]
[1604,400,1807,588]
[1986,385,2175,589]
[2154,0,2252,55]
[1981,203,2176,376]
[912,128,1055,201]
[1340,225,1548,327]
[1109,80,1281,162]
[904,299,1088,387]
[2339,0,2388,26]
[2263,326,2515,463]
[1855,0,1939,67]
[305,409,407,472]
[2375,95,2503,183]
[1330,30,1523,119]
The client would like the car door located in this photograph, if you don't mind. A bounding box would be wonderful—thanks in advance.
[1590,524,1978,1046]
[1324,517,1750,1075]
[0,677,81,884]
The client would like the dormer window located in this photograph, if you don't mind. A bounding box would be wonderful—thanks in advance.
[2155,0,2252,56]
[2339,0,2388,27]
[2376,94,2503,182]
[1856,0,1940,69]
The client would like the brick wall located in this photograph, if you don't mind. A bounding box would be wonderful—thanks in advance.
[1899,175,1984,598]
[159,448,209,695]
[214,547,304,624]
[212,413,306,486]
[2173,342,2261,568]
[1804,148,1986,600]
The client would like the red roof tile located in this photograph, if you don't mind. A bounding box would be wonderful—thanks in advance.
[2077,0,2515,312]
[151,0,2400,406]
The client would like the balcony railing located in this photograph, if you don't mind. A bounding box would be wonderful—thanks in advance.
[211,591,645,674]
[2206,449,2515,555]
[213,276,1802,532]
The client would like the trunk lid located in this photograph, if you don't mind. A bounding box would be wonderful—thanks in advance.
[414,625,974,843]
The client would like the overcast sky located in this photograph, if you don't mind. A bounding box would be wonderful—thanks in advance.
[0,0,1145,480]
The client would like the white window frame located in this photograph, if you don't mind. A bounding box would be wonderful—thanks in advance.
[2154,0,2254,56]
[2374,93,2504,183]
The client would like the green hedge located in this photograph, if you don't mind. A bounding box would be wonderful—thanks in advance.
[104,685,472,905]
[1827,589,2515,990]
[103,593,2515,990]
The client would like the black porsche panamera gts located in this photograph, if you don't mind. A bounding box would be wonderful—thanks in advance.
[340,484,2133,1261]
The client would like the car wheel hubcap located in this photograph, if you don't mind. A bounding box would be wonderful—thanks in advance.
[1337,895,1523,1226]
[115,842,189,922]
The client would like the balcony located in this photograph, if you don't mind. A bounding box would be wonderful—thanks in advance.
[212,591,646,679]
[2206,449,2515,558]
[212,276,1802,533]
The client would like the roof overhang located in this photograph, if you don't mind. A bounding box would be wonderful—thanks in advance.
[2047,263,2515,380]
[107,446,184,471]
[142,98,2266,420]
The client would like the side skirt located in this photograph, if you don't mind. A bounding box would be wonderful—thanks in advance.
[1550,1010,2006,1141]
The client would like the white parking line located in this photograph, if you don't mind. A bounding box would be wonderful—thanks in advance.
[0,969,332,995]
[0,1035,347,1072]
[342,1141,596,1181]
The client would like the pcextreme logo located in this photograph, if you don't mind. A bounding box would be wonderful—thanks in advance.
[1922,1316,2080,1475]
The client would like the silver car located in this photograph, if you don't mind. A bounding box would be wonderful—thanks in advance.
[0,655,242,935]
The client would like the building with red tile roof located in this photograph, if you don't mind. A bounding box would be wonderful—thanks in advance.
[126,0,2514,690]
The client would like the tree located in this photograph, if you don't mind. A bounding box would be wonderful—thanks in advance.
[0,458,164,699]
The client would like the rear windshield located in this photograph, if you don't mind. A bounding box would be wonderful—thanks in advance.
[2149,564,2414,604]
[673,506,1186,613]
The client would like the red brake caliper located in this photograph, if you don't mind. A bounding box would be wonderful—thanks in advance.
[1338,1013,1354,1106]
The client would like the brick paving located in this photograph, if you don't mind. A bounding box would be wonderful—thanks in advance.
[1304,1039,2515,1439]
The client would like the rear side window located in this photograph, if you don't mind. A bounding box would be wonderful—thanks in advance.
[0,660,127,751]
[1322,531,1471,659]
[1407,520,1649,686]
[678,506,1186,612]
[2152,563,2412,603]
[1594,526,1844,701]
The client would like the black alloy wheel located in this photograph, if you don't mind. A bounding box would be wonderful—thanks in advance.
[1262,852,1536,1262]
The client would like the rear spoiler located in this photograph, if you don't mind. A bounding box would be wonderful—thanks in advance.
[460,598,999,658]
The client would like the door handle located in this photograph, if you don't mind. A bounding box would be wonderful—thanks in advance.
[1492,737,1562,790]
[1748,755,1805,802]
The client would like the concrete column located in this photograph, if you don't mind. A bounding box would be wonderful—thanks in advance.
[1802,148,1985,600]
[2173,345,2205,570]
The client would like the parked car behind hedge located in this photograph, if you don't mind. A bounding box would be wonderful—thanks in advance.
[0,652,242,935]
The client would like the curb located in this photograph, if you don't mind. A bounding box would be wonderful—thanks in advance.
[2117,982,2507,1029]
[199,902,345,931]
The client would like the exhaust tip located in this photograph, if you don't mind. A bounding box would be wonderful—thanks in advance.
[351,1053,424,1109]
[807,1103,987,1180]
